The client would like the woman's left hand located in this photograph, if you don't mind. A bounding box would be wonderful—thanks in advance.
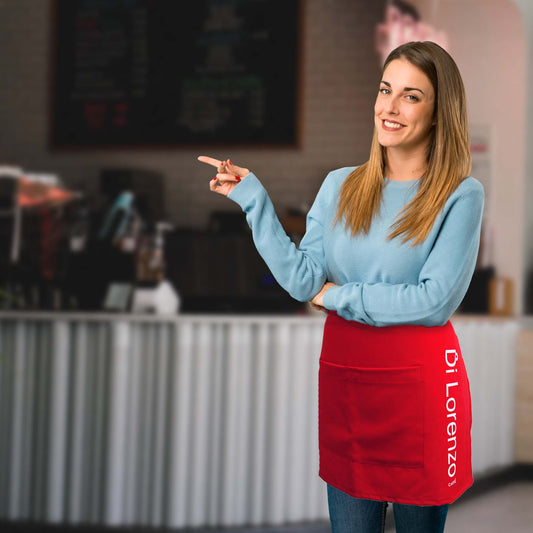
[310,282,336,308]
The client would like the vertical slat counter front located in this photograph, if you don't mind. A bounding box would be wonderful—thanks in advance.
[0,311,519,528]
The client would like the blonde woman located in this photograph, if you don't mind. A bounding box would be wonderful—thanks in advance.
[199,41,483,533]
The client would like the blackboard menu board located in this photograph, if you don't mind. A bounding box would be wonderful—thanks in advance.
[51,0,301,148]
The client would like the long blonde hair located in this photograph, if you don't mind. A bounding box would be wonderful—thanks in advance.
[335,41,471,246]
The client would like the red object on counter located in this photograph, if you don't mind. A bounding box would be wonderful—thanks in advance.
[18,177,76,208]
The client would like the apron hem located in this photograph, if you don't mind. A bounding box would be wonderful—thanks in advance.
[320,471,474,506]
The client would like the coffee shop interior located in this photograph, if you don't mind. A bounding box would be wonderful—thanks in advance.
[0,0,532,532]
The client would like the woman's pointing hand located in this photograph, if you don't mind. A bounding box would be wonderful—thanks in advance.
[197,156,250,197]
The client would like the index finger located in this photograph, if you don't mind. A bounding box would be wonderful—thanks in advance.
[197,155,223,168]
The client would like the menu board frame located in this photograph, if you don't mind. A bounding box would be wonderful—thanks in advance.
[49,0,303,150]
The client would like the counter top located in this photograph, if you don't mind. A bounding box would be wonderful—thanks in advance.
[0,310,521,324]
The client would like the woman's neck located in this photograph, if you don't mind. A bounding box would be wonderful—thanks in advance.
[384,147,427,181]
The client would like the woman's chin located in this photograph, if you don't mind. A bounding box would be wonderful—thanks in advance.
[377,138,398,148]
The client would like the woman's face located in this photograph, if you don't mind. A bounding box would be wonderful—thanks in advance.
[374,58,436,154]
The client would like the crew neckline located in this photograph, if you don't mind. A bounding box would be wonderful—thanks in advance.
[383,177,421,186]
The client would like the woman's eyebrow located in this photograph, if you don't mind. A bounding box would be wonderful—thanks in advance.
[380,80,425,94]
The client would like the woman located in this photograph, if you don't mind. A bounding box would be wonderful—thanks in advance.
[198,41,483,533]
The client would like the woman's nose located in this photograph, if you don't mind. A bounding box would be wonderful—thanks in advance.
[385,96,400,114]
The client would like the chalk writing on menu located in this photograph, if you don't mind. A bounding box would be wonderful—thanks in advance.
[52,0,301,147]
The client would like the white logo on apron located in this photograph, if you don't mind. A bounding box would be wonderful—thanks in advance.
[445,349,459,485]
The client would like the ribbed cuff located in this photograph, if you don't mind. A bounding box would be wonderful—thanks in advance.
[227,172,262,207]
[322,285,341,311]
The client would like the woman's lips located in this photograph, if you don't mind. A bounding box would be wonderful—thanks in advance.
[382,119,405,132]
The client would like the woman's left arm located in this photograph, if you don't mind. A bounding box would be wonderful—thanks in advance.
[320,183,485,327]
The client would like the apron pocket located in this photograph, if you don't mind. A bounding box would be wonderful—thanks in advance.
[319,360,424,468]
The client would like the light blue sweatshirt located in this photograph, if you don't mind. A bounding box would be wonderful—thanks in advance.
[228,166,484,327]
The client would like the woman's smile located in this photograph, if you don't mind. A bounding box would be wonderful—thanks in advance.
[382,119,405,131]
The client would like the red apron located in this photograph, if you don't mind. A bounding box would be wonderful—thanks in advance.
[318,312,473,505]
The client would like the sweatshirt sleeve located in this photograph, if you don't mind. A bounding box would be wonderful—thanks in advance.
[227,172,328,302]
[322,182,485,327]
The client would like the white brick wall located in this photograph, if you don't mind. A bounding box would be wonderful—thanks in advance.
[0,0,385,228]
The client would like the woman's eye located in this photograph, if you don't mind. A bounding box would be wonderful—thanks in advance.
[379,88,390,95]
[406,94,419,102]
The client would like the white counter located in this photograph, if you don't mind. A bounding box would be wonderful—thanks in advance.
[0,312,519,527]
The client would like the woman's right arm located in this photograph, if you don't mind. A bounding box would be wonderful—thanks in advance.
[198,156,329,303]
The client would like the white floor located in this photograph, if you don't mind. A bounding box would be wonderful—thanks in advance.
[443,481,533,533]
[373,480,533,532]
[262,480,533,533]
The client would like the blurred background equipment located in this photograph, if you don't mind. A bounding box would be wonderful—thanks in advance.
[164,214,305,314]
[0,164,184,313]
[0,163,299,314]
[99,167,165,223]
[70,166,177,312]
[0,167,78,310]
[0,168,22,266]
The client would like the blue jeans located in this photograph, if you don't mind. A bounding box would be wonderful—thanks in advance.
[327,484,449,533]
